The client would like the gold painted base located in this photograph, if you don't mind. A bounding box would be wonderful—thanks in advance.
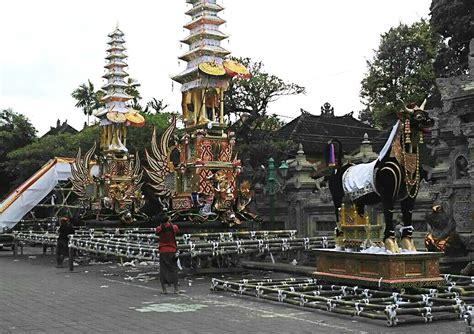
[400,237,417,251]
[314,249,444,288]
[384,237,400,253]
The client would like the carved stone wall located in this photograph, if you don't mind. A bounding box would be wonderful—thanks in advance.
[430,39,474,253]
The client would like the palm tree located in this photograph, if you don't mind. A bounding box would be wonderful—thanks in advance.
[126,78,142,111]
[144,98,169,114]
[71,80,97,125]
[94,89,106,111]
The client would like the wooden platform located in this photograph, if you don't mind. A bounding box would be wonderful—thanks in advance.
[314,249,443,288]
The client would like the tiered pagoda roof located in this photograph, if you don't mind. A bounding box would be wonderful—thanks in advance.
[185,0,224,16]
[99,26,132,114]
[172,0,231,91]
[181,29,228,45]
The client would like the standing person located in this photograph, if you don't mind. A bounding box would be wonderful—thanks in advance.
[56,217,74,268]
[155,213,180,294]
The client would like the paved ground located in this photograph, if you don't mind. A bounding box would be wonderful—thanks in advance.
[0,247,468,333]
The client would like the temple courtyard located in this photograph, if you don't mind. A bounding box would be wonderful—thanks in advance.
[0,247,466,334]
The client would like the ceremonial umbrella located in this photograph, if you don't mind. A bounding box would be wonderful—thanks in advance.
[125,110,145,128]
[223,60,250,79]
[106,111,127,123]
[198,62,226,77]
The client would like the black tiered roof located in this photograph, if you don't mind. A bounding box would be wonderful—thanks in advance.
[43,120,78,137]
[277,105,383,158]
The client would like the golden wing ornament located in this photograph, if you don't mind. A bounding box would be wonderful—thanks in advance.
[70,142,96,200]
[145,116,177,197]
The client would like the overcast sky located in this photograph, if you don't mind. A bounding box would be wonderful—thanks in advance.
[0,0,431,135]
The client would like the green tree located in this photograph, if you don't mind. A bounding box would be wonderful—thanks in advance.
[257,114,286,132]
[3,126,98,190]
[222,57,305,166]
[231,113,295,168]
[71,80,104,125]
[357,106,375,127]
[236,138,297,172]
[360,20,439,128]
[95,90,105,109]
[2,112,173,189]
[225,57,305,142]
[430,0,473,77]
[126,78,143,111]
[144,98,169,114]
[127,112,175,155]
[0,109,37,196]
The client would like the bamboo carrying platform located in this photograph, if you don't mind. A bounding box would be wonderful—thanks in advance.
[314,249,444,289]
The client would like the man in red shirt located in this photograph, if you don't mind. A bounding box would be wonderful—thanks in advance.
[155,213,180,294]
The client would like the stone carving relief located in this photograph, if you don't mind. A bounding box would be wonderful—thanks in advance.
[417,181,433,201]
[452,188,472,233]
[319,187,332,204]
[455,155,469,179]
[321,102,335,117]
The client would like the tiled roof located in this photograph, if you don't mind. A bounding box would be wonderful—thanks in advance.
[43,121,78,137]
[277,110,383,157]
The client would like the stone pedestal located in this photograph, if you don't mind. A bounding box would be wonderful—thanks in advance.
[314,249,443,288]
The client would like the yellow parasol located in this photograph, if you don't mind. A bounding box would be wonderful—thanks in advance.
[223,60,250,79]
[125,110,145,128]
[198,62,226,77]
[106,111,127,124]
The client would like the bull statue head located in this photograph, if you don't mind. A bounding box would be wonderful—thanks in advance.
[398,99,435,136]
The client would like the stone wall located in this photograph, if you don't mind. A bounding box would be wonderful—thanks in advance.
[429,38,474,254]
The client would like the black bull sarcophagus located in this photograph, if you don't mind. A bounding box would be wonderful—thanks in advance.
[325,100,435,253]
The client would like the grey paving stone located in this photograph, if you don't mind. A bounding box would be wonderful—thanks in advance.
[0,247,469,334]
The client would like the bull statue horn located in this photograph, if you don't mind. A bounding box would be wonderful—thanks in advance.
[419,99,427,111]
[398,98,414,114]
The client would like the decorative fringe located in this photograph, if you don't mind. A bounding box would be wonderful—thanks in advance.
[404,119,411,144]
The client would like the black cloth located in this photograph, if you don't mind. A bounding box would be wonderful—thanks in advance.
[159,252,178,285]
[58,224,74,241]
[56,223,74,264]
[56,239,69,258]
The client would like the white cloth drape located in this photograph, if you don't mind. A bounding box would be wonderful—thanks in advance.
[0,160,72,231]
[342,121,400,200]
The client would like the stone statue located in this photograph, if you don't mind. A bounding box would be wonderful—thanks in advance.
[425,205,466,256]
[455,155,469,179]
